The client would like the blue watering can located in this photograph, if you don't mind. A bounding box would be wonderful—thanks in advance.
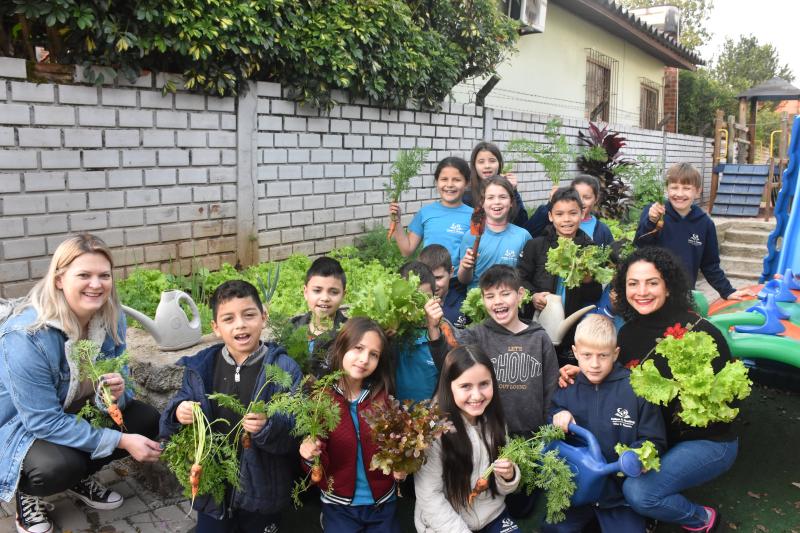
[546,423,642,507]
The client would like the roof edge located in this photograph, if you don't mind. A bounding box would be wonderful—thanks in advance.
[551,0,704,69]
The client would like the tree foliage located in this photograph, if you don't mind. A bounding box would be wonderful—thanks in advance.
[711,35,794,93]
[675,68,737,136]
[0,0,518,107]
[618,0,713,52]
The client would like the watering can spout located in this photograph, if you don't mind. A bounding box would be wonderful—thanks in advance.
[122,304,162,344]
[122,290,202,351]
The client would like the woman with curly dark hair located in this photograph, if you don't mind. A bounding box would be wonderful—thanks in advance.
[558,247,737,531]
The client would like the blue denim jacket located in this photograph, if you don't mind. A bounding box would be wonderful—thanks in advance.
[0,306,126,502]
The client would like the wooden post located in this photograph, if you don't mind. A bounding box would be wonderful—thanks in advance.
[748,99,757,163]
[727,114,736,164]
[709,109,724,211]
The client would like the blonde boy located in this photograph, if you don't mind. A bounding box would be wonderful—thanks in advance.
[546,315,666,533]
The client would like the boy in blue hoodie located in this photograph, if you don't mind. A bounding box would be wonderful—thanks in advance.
[546,315,666,533]
[160,280,302,533]
[635,163,751,300]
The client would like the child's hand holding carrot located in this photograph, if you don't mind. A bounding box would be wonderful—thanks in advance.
[176,401,196,425]
[424,298,444,343]
[459,248,476,272]
[647,202,665,224]
[241,412,267,434]
[491,458,515,482]
[299,437,322,461]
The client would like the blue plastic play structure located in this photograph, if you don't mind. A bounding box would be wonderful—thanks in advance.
[762,115,800,280]
[546,424,642,507]
[704,116,800,380]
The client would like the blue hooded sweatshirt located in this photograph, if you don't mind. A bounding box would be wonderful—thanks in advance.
[635,202,735,298]
[549,364,666,508]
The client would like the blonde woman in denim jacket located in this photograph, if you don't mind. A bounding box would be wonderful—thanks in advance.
[0,234,162,533]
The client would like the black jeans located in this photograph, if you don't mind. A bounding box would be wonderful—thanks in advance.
[18,399,160,496]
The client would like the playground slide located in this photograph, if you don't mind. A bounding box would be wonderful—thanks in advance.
[762,115,800,279]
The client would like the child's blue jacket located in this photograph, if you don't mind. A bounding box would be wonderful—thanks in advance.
[159,342,302,518]
[549,364,667,508]
[635,202,735,298]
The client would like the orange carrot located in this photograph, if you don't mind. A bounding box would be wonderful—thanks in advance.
[107,402,124,428]
[311,463,324,484]
[242,432,252,449]
[189,463,202,499]
[440,322,458,348]
[468,476,490,506]
[387,218,397,241]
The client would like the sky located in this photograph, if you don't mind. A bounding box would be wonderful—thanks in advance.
[699,0,800,82]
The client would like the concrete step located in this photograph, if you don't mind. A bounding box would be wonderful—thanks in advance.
[724,229,771,245]
[720,255,764,281]
[720,241,768,260]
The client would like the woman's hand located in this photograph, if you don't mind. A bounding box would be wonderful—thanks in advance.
[119,433,162,462]
[242,412,267,434]
[392,471,408,482]
[100,373,125,402]
[726,288,755,301]
[175,401,195,425]
[389,202,401,226]
[300,437,322,461]
[552,410,575,434]
[533,291,550,311]
[492,459,515,482]
[558,364,580,388]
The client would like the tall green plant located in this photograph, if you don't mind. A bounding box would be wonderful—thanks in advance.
[507,118,574,185]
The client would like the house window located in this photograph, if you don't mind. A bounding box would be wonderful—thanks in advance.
[639,78,661,130]
[585,49,618,123]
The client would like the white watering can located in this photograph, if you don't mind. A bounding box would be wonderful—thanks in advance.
[534,294,595,346]
[122,290,202,351]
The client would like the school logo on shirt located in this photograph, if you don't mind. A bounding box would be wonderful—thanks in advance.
[688,233,702,247]
[610,408,636,428]
[500,518,520,532]
[447,223,466,235]
[502,249,518,262]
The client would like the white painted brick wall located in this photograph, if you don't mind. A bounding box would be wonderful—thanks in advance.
[1,73,713,296]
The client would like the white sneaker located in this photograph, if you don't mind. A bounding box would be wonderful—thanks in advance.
[66,476,124,510]
[15,492,54,533]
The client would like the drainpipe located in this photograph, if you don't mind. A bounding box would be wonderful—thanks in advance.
[477,75,501,142]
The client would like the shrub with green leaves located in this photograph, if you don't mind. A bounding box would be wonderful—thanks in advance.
[1,0,517,106]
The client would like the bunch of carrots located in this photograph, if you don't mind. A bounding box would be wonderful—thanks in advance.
[468,425,575,524]
[70,340,127,429]
[208,365,294,450]
[267,371,343,503]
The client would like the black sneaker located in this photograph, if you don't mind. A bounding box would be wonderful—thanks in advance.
[67,476,123,510]
[15,492,54,533]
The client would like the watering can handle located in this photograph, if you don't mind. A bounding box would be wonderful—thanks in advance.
[175,291,202,328]
[566,423,605,463]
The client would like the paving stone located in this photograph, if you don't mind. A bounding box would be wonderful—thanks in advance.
[153,504,195,532]
[50,499,93,531]
[92,494,149,522]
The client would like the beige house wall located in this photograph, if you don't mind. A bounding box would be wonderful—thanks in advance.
[453,3,666,128]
